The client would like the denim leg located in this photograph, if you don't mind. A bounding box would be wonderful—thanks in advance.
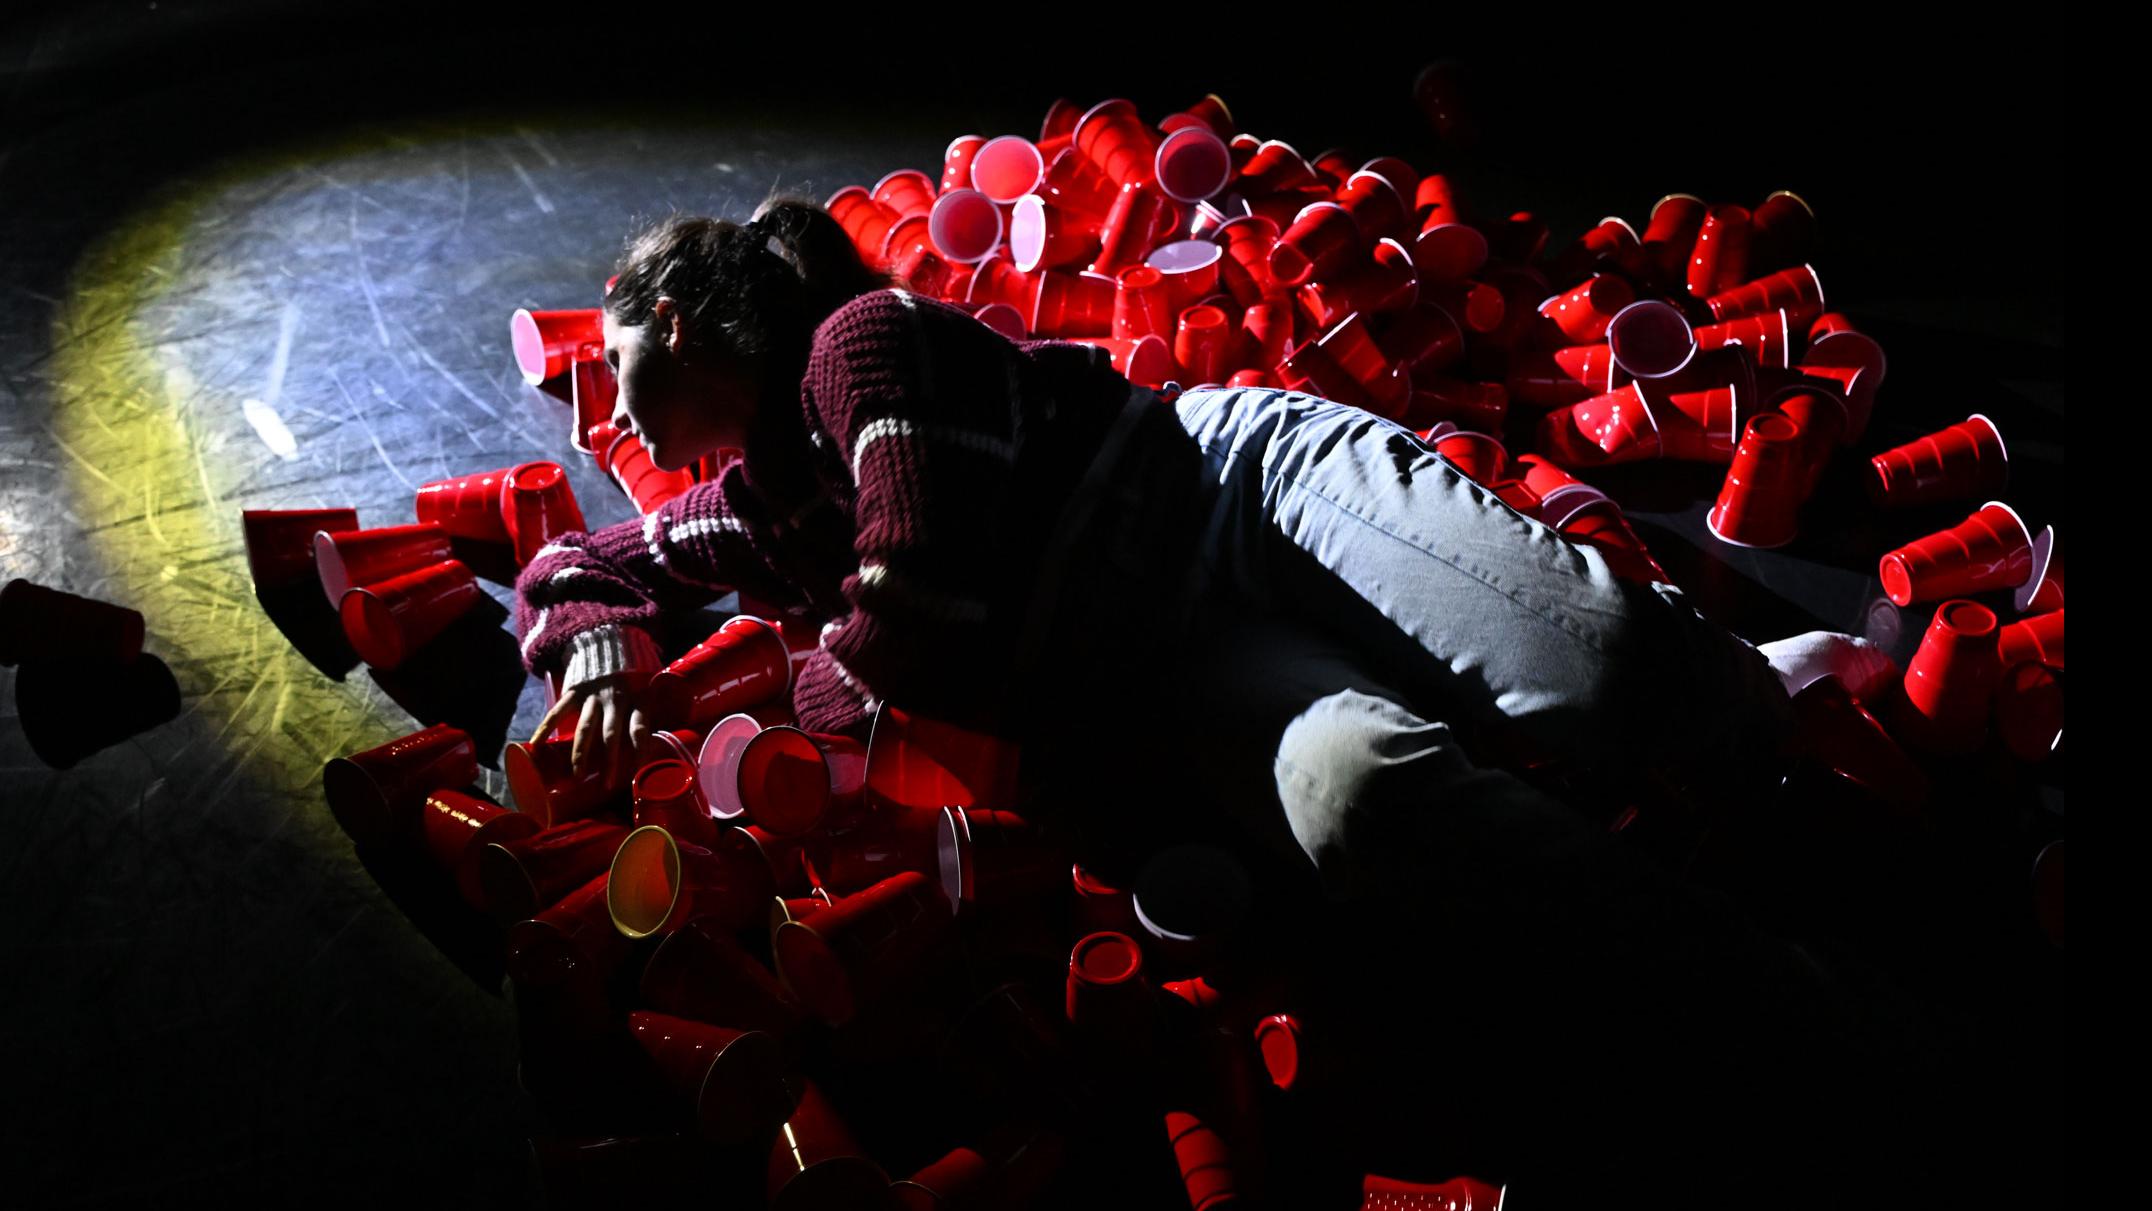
[1173,386,1793,788]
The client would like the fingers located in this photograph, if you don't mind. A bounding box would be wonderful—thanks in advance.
[628,706,652,753]
[533,688,580,745]
[572,692,605,780]
[602,691,628,789]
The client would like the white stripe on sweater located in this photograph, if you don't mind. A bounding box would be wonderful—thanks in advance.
[669,514,747,544]
[645,507,732,591]
[546,566,589,585]
[820,649,882,712]
[520,607,551,660]
[851,417,1015,479]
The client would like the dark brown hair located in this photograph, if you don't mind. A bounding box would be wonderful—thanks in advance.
[604,191,898,387]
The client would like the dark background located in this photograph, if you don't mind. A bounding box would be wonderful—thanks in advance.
[1,2,2064,1205]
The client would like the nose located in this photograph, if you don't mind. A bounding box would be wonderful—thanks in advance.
[610,399,635,436]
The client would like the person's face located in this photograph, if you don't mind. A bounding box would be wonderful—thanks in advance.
[602,299,755,473]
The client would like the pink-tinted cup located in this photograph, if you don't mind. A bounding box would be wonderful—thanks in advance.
[928,188,1004,265]
[509,308,603,386]
[1877,501,2035,607]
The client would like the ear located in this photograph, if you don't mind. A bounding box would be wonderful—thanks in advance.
[652,297,685,356]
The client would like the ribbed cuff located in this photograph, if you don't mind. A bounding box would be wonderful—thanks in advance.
[561,624,662,690]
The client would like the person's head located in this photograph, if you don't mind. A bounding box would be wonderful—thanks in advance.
[601,195,896,471]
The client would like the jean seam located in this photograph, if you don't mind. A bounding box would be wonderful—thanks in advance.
[1193,427,1616,657]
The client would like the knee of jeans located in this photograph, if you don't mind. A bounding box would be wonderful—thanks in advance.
[1271,688,1446,892]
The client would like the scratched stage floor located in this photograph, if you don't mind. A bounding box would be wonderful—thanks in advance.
[0,7,2064,1206]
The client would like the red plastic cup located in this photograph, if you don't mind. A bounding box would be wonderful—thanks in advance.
[1413,170,1465,226]
[872,168,937,221]
[610,823,779,939]
[1558,382,1662,465]
[642,615,793,732]
[1165,1109,1240,1211]
[964,257,1037,313]
[1536,273,1635,346]
[970,136,1047,203]
[765,1078,890,1210]
[939,805,1063,911]
[1748,190,1817,275]
[1433,430,1508,484]
[1065,930,1155,1042]
[1145,239,1225,313]
[1490,210,1549,266]
[1269,202,1361,288]
[1866,415,2008,508]
[737,725,868,836]
[1559,500,1671,584]
[502,461,587,566]
[1074,100,1160,188]
[1998,608,2064,670]
[924,188,1005,266]
[1693,309,1792,368]
[633,758,717,846]
[505,733,627,828]
[1642,193,1707,286]
[0,579,146,668]
[1174,305,1235,384]
[1300,238,1418,327]
[1998,663,2064,764]
[641,916,804,1037]
[507,871,632,987]
[1400,376,1508,434]
[1554,215,1644,281]
[1112,264,1175,341]
[1897,600,2002,755]
[1775,391,1850,497]
[827,186,901,267]
[1878,501,2035,607]
[418,787,539,908]
[1412,221,1489,285]
[1376,304,1467,377]
[1071,862,1139,938]
[1705,263,1824,324]
[1786,676,1931,816]
[1032,268,1118,337]
[475,817,631,924]
[1607,299,1697,379]
[1253,1014,1304,1091]
[1707,413,1807,548]
[244,507,361,591]
[941,134,986,193]
[337,559,480,670]
[627,1010,795,1145]
[2016,525,2063,614]
[1336,170,1411,244]
[860,703,1023,813]
[1316,311,1410,414]
[1686,204,1752,299]
[568,353,617,454]
[1362,1175,1505,1209]
[313,523,451,608]
[1086,180,1171,277]
[812,805,938,901]
[1809,311,1859,341]
[772,869,954,1027]
[1067,335,1173,388]
[414,466,515,543]
[697,708,790,819]
[1156,125,1231,203]
[1236,138,1318,194]
[509,308,603,386]
[1039,144,1120,222]
[322,722,479,850]
[1423,277,1506,336]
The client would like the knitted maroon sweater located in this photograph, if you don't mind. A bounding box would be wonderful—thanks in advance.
[514,287,1207,741]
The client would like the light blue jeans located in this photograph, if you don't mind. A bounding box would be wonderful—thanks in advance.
[1160,386,1796,907]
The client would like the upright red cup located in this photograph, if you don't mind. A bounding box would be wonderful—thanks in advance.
[772,870,954,1027]
[1866,415,2008,508]
[1877,501,2035,607]
[1065,930,1156,1043]
[322,722,479,850]
[642,615,792,732]
[503,461,587,566]
[243,507,360,591]
[1897,600,2002,755]
[337,560,481,670]
[418,787,540,908]
[1708,413,1808,548]
[414,467,515,543]
[1112,264,1175,341]
[0,579,146,668]
[1173,305,1235,384]
[633,758,717,845]
[313,523,452,607]
[475,817,632,924]
[1146,239,1224,311]
[1033,268,1117,337]
[1686,204,1752,299]
[509,308,603,386]
[626,1010,795,1145]
[504,736,624,828]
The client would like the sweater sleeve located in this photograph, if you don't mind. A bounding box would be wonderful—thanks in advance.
[785,289,1026,739]
[514,471,807,689]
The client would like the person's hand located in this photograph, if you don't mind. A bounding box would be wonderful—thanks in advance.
[532,674,652,788]
[1756,630,1899,700]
